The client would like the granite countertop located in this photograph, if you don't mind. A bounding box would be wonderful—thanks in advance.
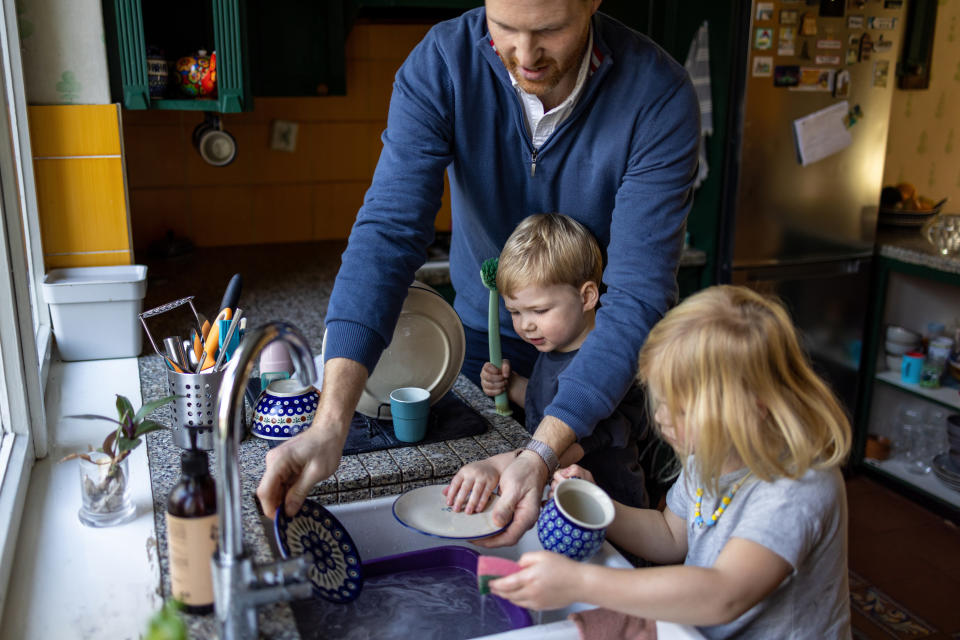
[877,228,960,275]
[139,354,530,638]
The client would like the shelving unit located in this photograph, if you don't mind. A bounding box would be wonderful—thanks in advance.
[102,0,250,113]
[855,246,960,521]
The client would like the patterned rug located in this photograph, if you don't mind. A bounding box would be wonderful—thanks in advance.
[849,570,942,639]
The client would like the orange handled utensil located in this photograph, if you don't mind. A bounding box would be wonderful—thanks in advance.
[198,307,232,371]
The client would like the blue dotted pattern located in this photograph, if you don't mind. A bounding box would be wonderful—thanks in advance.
[536,498,606,561]
[251,389,318,440]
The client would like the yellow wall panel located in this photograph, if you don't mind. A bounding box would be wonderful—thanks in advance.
[35,158,131,255]
[45,251,133,269]
[28,104,122,157]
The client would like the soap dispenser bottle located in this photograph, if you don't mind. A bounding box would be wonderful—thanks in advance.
[166,449,217,614]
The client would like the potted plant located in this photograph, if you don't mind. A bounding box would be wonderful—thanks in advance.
[61,393,175,527]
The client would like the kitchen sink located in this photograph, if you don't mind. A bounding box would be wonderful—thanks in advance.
[262,493,702,640]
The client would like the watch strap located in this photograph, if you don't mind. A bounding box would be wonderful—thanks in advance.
[523,438,560,476]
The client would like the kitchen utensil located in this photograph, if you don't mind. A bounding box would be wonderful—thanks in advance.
[139,296,204,364]
[166,366,224,451]
[274,498,363,603]
[163,336,189,372]
[213,309,244,371]
[199,307,232,371]
[218,273,242,316]
[392,484,505,540]
[323,282,464,418]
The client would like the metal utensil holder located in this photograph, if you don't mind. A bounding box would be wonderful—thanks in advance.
[167,368,225,450]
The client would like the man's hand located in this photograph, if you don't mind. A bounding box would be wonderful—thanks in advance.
[256,425,347,518]
[257,357,366,519]
[472,451,547,547]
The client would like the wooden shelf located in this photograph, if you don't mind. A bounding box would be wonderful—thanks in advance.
[875,370,960,411]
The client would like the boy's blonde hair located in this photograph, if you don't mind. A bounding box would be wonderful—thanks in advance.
[496,213,603,297]
[637,285,851,493]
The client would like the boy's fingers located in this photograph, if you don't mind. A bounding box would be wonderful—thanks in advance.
[501,360,511,378]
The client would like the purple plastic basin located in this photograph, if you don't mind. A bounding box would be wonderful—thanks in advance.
[363,545,532,630]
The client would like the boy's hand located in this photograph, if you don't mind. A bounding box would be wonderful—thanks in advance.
[480,360,512,397]
[489,551,584,611]
[551,464,595,493]
[443,460,499,514]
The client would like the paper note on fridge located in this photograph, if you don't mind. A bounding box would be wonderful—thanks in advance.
[792,101,852,167]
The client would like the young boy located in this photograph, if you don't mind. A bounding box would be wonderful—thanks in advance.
[444,214,675,513]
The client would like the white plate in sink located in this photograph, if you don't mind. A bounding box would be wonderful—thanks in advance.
[392,484,507,540]
[322,282,465,418]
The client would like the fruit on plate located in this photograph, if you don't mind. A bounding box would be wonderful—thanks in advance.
[880,182,939,211]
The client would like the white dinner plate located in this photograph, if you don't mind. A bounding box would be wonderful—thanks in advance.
[392,484,506,540]
[323,282,465,418]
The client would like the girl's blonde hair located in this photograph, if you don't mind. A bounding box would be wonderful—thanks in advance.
[637,285,851,493]
[496,214,603,297]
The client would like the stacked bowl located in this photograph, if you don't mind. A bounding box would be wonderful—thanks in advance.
[884,325,921,372]
[932,415,960,493]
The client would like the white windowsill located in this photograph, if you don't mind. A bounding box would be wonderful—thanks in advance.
[0,358,160,639]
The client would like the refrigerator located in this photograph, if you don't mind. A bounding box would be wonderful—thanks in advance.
[718,0,907,417]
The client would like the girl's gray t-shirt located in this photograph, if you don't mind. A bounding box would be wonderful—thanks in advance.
[666,463,851,639]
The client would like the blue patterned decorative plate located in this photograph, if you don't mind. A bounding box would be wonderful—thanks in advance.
[274,499,364,603]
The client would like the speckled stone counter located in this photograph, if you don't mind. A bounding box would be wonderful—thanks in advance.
[877,228,960,275]
[139,351,529,639]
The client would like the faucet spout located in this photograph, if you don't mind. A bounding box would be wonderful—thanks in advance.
[212,322,317,640]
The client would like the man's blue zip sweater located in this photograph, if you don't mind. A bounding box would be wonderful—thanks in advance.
[324,8,699,438]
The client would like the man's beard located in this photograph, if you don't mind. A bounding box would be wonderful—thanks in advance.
[504,31,588,99]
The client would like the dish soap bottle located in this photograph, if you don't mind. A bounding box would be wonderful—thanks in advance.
[166,449,217,614]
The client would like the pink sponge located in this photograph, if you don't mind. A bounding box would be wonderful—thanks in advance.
[477,555,522,594]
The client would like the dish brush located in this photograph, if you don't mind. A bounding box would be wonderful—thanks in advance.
[481,258,512,416]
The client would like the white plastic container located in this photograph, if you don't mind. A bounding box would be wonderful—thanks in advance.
[42,265,148,361]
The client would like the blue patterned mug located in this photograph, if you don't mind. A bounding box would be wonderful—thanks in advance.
[537,478,615,561]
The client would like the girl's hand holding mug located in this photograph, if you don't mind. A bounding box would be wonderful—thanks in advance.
[551,464,594,493]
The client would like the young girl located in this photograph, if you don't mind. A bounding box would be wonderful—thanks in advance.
[488,285,853,639]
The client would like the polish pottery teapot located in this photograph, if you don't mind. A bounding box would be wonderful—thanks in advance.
[174,49,217,97]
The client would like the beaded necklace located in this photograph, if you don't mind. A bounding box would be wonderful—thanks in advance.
[693,472,752,528]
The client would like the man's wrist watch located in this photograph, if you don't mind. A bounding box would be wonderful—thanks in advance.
[522,438,560,476]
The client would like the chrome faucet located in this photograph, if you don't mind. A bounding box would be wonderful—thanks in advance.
[212,322,317,640]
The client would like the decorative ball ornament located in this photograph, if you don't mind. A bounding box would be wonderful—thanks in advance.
[174,49,217,98]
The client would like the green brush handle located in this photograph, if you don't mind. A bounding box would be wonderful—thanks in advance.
[487,291,512,416]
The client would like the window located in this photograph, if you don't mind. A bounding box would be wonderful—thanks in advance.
[0,0,51,616]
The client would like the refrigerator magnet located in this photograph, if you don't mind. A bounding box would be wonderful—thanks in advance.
[872,60,889,88]
[781,27,797,41]
[873,35,894,53]
[816,55,842,65]
[845,48,859,65]
[817,38,843,49]
[779,40,796,56]
[757,2,774,21]
[858,33,873,61]
[774,65,801,88]
[867,16,897,30]
[848,34,860,47]
[755,27,774,50]
[834,70,851,98]
[847,15,864,29]
[752,56,774,77]
[801,14,818,36]
[884,0,903,9]
[780,10,799,25]
[849,0,865,8]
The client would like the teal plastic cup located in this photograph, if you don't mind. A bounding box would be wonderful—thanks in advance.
[390,387,430,443]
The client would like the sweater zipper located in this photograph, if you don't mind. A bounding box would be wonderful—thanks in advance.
[530,149,538,177]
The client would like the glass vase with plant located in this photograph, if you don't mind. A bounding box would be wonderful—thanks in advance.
[61,393,175,527]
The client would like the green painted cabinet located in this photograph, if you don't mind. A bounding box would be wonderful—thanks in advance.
[103,0,251,112]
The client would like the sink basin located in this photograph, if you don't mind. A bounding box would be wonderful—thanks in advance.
[264,493,702,640]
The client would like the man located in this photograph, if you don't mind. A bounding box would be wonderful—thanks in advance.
[257,0,699,547]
